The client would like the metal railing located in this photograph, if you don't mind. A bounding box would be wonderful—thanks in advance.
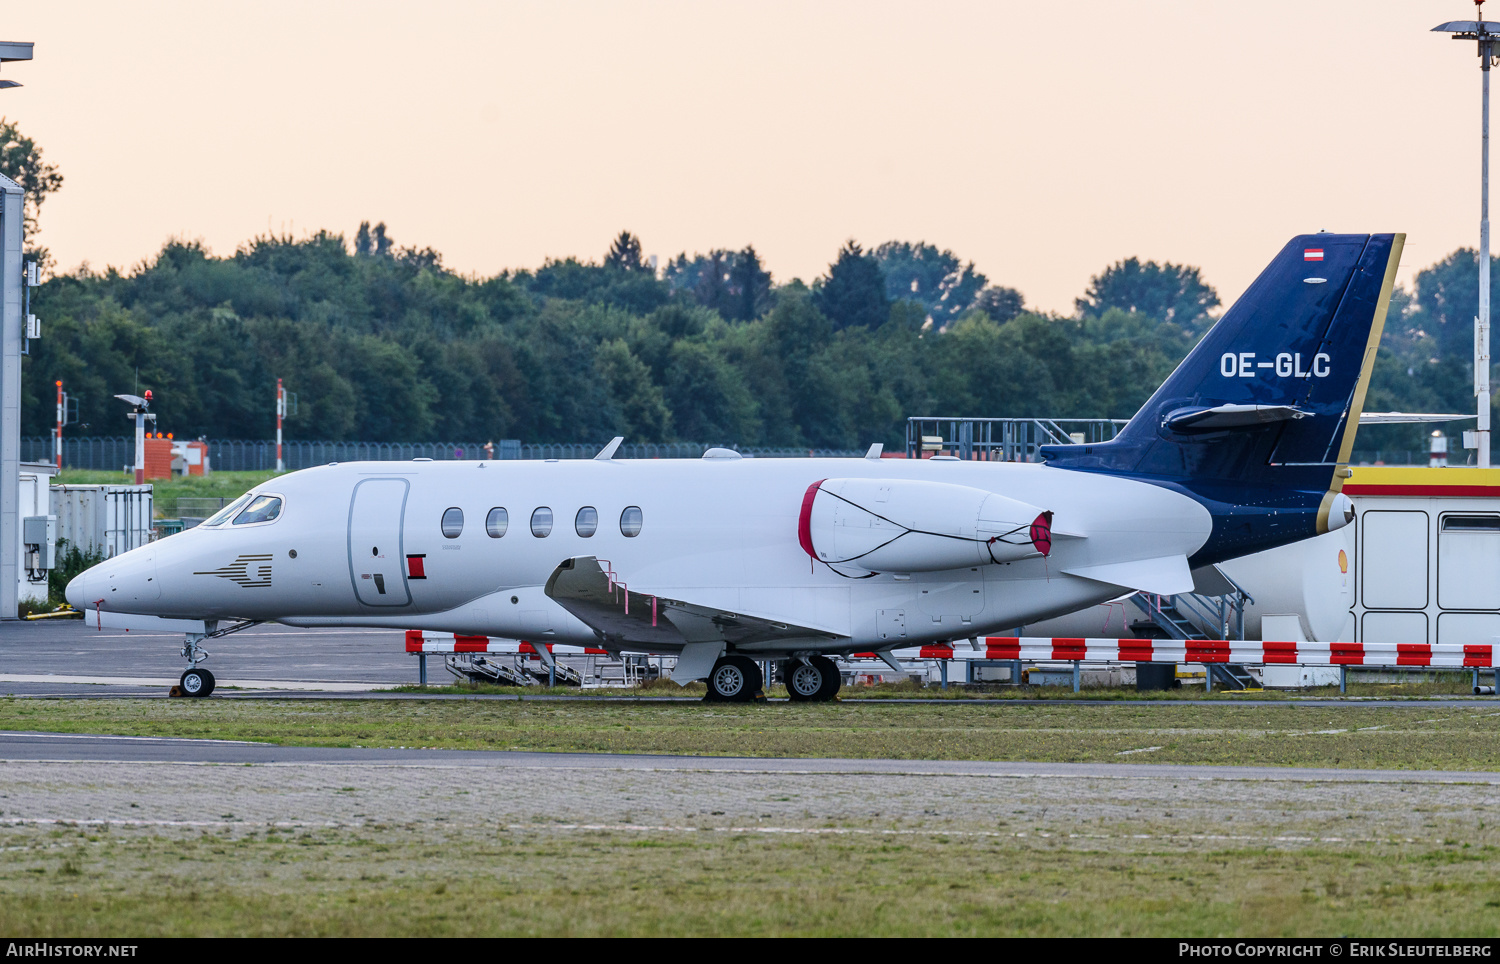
[1131,570,1255,644]
[904,417,1128,462]
[25,436,866,472]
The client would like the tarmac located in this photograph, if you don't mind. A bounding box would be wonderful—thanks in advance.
[0,618,418,696]
[3,617,1499,707]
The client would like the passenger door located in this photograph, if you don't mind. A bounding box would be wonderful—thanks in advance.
[348,478,411,606]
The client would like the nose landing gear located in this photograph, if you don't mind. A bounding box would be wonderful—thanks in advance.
[168,619,261,698]
[172,630,214,699]
[178,667,216,697]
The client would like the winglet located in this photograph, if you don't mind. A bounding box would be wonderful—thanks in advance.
[864,443,884,460]
[594,437,624,461]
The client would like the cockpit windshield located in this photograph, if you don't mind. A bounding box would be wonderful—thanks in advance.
[232,495,283,525]
[202,492,256,527]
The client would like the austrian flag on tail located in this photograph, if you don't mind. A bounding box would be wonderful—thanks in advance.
[1304,248,1324,261]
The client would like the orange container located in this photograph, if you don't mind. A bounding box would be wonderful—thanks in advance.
[143,438,173,479]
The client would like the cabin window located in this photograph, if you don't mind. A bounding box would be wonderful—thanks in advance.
[232,495,283,526]
[620,505,643,537]
[575,506,598,537]
[1442,516,1500,531]
[441,507,464,539]
[204,492,255,527]
[531,507,554,537]
[486,507,509,538]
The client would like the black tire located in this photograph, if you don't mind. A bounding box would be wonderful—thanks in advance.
[810,655,841,701]
[180,668,215,698]
[784,656,842,702]
[705,655,761,703]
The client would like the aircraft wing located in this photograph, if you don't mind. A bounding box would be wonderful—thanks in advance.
[544,556,847,650]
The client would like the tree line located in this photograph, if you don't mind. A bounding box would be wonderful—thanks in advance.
[20,228,1216,448]
[2,118,1488,452]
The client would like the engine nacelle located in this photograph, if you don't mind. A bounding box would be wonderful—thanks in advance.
[797,477,1052,574]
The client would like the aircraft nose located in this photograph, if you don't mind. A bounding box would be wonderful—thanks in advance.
[65,569,89,610]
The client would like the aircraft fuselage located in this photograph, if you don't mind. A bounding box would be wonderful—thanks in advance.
[69,455,1212,655]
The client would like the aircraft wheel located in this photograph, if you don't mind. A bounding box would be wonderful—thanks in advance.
[784,660,824,701]
[180,668,215,698]
[785,656,841,702]
[705,655,761,703]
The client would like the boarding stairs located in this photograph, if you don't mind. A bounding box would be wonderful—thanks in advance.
[1128,570,1259,691]
[445,653,538,687]
[522,660,585,687]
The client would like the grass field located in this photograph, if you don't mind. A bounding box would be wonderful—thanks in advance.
[4,697,1500,935]
[54,470,276,518]
[4,697,1500,770]
[1,825,1494,937]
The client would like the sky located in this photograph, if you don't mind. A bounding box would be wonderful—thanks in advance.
[0,1,1492,314]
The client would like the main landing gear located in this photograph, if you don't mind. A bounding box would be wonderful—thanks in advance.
[703,654,764,703]
[701,654,842,702]
[783,655,841,703]
[169,619,260,698]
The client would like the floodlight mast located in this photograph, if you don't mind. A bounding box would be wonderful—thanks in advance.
[1435,3,1500,467]
[114,393,155,484]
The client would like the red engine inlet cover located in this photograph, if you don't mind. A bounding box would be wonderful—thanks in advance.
[1029,511,1054,557]
[798,480,826,559]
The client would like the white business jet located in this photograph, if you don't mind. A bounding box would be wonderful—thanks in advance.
[68,233,1401,702]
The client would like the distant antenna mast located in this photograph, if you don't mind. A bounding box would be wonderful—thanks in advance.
[274,379,296,473]
[1435,1,1500,467]
[54,380,76,471]
[276,378,285,473]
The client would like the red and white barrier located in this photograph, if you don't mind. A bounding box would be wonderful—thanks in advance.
[403,631,609,656]
[892,637,1495,668]
[406,631,1493,669]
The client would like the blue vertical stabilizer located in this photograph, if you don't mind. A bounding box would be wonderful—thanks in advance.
[1040,233,1404,566]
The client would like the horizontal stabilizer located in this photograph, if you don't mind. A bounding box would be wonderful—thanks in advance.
[1062,555,1194,595]
[1165,403,1310,432]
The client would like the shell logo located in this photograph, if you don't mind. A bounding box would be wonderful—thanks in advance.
[1338,549,1348,574]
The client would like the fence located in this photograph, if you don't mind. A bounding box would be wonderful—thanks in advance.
[905,417,1127,462]
[25,435,1451,473]
[24,437,865,472]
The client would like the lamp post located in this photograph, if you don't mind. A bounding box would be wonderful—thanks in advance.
[1435,4,1499,468]
[0,41,32,620]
